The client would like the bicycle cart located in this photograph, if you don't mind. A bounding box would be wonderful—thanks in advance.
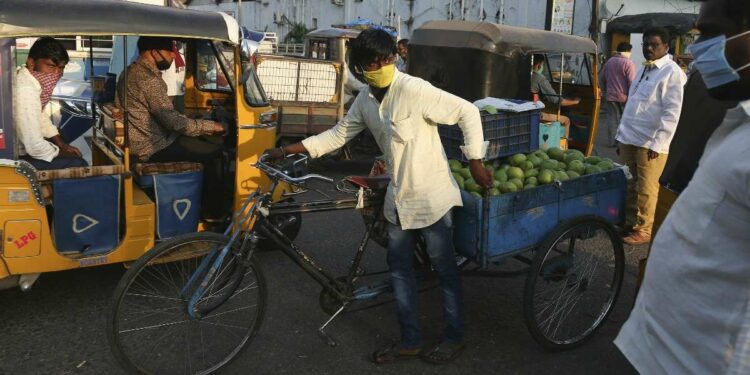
[107,154,626,375]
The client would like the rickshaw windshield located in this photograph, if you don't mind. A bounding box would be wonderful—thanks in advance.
[544,53,592,86]
[241,56,269,107]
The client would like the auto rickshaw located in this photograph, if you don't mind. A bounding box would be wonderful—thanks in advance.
[0,0,290,292]
[409,20,602,156]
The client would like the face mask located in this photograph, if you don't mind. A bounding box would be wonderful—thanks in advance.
[688,30,750,89]
[154,51,172,71]
[535,65,545,74]
[362,64,395,88]
[29,69,63,108]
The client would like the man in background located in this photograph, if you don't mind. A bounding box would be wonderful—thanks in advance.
[601,42,636,147]
[396,39,409,72]
[615,27,686,245]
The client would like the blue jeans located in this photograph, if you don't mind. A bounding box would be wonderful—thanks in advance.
[387,210,464,349]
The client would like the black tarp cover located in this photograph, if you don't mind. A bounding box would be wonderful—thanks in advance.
[608,13,698,35]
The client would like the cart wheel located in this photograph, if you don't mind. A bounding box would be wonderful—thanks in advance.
[108,233,267,374]
[522,216,624,351]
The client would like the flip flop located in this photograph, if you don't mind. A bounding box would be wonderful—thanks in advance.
[370,343,422,365]
[420,341,466,365]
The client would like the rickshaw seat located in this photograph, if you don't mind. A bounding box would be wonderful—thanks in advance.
[36,165,126,254]
[36,165,127,203]
[344,175,391,191]
[134,162,204,239]
[99,103,125,149]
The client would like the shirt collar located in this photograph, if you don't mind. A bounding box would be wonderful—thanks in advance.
[650,54,671,69]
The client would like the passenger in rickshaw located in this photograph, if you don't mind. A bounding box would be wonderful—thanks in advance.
[14,37,88,170]
[116,36,227,217]
[531,54,580,139]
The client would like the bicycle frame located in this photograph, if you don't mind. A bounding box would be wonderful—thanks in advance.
[185,156,386,319]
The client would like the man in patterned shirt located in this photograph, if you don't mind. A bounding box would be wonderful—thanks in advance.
[116,37,226,217]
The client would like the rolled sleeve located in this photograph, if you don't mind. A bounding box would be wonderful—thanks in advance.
[419,81,487,160]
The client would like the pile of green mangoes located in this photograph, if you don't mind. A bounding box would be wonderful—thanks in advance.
[449,148,616,198]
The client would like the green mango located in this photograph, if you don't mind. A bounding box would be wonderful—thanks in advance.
[509,153,527,166]
[470,191,483,198]
[509,178,524,190]
[499,181,518,193]
[525,176,538,186]
[567,170,581,179]
[459,167,472,180]
[489,187,501,196]
[538,169,554,185]
[507,167,525,180]
[547,147,565,161]
[494,169,508,183]
[448,159,463,172]
[525,168,539,178]
[453,173,465,190]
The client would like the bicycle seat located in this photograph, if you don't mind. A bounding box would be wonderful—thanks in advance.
[344,175,391,191]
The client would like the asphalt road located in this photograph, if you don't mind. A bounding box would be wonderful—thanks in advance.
[0,118,645,374]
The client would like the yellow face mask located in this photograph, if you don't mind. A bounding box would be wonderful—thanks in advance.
[362,63,395,88]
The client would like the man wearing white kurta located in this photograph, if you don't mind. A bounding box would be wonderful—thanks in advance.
[616,1,750,372]
[615,27,687,245]
[267,29,492,364]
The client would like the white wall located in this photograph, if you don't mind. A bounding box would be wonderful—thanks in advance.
[189,0,560,40]
[602,0,700,18]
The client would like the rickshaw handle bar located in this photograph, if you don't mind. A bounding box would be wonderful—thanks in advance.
[255,154,334,184]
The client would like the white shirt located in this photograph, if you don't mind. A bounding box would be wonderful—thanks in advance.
[13,66,60,162]
[615,100,750,374]
[615,54,687,154]
[302,70,488,229]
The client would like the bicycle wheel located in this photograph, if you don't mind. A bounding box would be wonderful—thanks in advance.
[523,216,624,351]
[108,232,266,374]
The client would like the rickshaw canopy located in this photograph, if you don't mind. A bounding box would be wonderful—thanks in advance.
[0,0,240,44]
[411,20,598,57]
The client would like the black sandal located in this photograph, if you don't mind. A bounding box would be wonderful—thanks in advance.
[420,341,466,365]
[370,343,422,365]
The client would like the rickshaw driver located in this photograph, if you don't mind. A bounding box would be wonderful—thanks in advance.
[531,54,581,139]
[14,37,88,170]
[265,28,492,365]
[116,36,227,218]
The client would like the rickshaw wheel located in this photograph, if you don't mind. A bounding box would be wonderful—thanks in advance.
[108,232,267,375]
[522,216,624,351]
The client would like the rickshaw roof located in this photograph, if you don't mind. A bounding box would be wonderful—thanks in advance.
[306,28,361,40]
[411,21,598,56]
[0,0,240,44]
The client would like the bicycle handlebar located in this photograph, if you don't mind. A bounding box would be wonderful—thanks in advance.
[255,154,334,185]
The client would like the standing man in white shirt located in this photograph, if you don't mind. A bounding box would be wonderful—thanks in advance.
[14,37,87,170]
[616,0,750,373]
[615,27,687,245]
[265,29,491,365]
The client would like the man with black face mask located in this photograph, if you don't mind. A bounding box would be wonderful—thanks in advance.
[117,37,226,218]
[615,1,750,373]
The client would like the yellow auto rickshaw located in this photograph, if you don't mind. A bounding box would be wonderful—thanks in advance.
[0,0,291,292]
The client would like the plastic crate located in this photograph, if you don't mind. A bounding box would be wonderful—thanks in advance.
[439,109,540,162]
[452,167,627,265]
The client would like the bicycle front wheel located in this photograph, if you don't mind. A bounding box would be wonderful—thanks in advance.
[108,232,266,375]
